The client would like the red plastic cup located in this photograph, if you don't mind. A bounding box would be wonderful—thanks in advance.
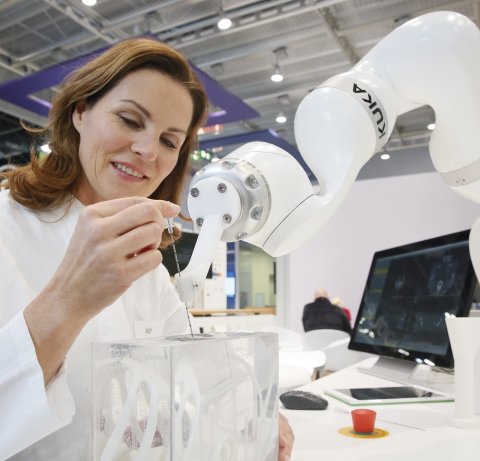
[351,408,376,434]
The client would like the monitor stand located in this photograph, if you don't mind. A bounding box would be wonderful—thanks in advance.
[358,356,418,383]
[357,356,454,394]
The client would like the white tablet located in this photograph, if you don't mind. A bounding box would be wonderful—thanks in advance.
[324,386,453,405]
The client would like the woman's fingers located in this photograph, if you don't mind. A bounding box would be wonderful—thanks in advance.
[87,197,180,237]
[86,196,180,219]
[77,197,180,260]
[116,221,164,258]
[53,198,181,316]
[278,413,294,461]
[106,200,180,261]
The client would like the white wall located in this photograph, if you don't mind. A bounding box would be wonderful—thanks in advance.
[280,172,480,332]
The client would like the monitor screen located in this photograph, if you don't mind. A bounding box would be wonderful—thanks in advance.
[349,229,476,368]
[161,231,213,278]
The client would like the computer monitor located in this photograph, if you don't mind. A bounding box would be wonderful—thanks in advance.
[349,229,477,381]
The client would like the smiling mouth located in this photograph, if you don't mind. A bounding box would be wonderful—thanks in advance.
[112,162,145,179]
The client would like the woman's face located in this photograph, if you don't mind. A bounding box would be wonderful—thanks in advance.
[72,68,194,205]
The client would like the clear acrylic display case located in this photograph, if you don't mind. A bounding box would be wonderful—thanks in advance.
[92,332,279,461]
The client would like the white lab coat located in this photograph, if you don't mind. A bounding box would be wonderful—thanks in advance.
[0,190,190,460]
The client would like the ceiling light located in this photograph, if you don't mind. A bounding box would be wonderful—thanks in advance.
[271,65,283,82]
[271,47,287,83]
[276,112,287,124]
[380,153,390,160]
[82,0,97,6]
[427,123,436,130]
[217,15,232,30]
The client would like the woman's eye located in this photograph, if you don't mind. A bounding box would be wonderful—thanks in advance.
[161,138,178,150]
[119,115,141,128]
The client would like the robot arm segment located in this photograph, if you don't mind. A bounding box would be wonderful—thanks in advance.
[174,213,227,306]
[178,11,480,304]
[356,11,480,199]
[296,11,480,210]
[173,174,242,306]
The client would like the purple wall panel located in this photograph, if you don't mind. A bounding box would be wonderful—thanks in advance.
[0,42,258,125]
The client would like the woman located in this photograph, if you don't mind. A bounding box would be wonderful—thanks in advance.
[0,38,293,460]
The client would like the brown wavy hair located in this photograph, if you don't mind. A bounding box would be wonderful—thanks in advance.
[1,37,208,246]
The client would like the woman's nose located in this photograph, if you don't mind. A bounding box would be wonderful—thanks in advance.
[131,135,158,161]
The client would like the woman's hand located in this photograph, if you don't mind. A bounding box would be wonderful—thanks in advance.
[279,412,295,461]
[53,197,180,318]
[24,197,180,384]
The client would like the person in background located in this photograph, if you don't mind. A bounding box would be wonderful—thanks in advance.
[302,289,352,334]
[0,37,293,461]
[331,296,352,324]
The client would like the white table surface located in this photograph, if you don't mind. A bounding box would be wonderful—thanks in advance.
[283,358,480,461]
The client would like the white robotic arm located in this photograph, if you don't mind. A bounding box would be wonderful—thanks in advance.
[175,11,480,305]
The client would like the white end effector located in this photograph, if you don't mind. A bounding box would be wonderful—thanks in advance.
[177,11,480,305]
[174,142,316,305]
